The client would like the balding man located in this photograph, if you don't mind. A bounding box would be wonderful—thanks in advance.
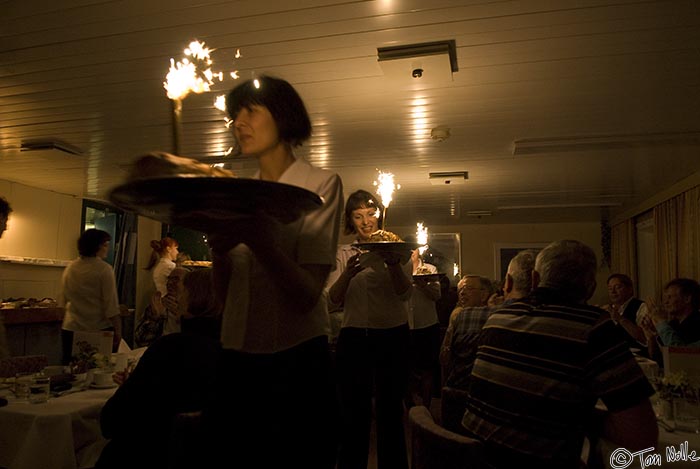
[461,240,657,468]
[440,250,536,389]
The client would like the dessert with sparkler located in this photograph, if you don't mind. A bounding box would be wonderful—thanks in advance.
[128,152,236,179]
[367,229,403,242]
[414,264,434,276]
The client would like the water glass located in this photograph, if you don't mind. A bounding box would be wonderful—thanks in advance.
[28,375,50,404]
[14,372,34,400]
[674,399,700,433]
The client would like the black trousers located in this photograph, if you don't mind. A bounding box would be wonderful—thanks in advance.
[336,324,410,469]
[203,335,339,469]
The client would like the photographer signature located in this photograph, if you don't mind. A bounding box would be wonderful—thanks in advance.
[610,441,699,468]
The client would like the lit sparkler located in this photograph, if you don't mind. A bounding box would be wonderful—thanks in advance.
[163,40,224,155]
[373,170,400,228]
[416,222,428,256]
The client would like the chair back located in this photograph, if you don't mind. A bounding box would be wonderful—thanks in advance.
[440,386,470,435]
[0,355,49,378]
[168,411,203,469]
[409,405,485,469]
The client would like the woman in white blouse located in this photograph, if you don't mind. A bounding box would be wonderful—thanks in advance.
[145,237,179,334]
[327,189,412,469]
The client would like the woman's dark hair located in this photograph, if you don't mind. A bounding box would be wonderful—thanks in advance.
[226,75,312,147]
[77,229,111,257]
[342,190,384,236]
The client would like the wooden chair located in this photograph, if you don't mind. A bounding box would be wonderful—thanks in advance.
[440,386,471,435]
[0,354,49,377]
[409,405,485,469]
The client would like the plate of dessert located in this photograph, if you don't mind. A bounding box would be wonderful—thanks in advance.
[356,230,420,253]
[109,152,323,230]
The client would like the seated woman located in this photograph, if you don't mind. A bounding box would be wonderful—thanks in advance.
[95,268,221,469]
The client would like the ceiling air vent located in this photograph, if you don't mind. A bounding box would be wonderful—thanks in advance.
[429,171,468,185]
[20,139,84,156]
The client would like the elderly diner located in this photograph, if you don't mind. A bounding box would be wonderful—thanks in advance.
[2,75,700,469]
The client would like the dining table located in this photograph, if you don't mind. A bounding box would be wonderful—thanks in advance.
[0,383,117,469]
[595,404,700,469]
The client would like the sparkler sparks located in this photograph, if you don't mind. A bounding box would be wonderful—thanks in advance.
[164,40,244,158]
[163,40,223,101]
[373,170,400,228]
[416,222,428,255]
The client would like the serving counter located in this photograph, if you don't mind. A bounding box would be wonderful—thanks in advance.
[1,307,64,364]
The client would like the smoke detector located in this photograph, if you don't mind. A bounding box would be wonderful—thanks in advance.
[431,126,451,142]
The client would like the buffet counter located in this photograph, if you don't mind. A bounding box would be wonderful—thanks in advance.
[1,307,64,364]
[1,306,64,325]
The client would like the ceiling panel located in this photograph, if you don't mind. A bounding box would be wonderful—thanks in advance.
[1,0,699,226]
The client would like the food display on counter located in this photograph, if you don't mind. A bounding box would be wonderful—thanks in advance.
[181,260,212,268]
[1,297,59,309]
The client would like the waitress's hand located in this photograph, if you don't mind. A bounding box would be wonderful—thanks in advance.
[343,253,365,279]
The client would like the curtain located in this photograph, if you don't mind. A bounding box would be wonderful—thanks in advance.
[611,219,637,287]
[653,185,700,296]
[678,186,700,281]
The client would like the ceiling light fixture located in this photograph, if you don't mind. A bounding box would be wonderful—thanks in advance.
[497,202,622,210]
[512,131,700,155]
[377,40,458,83]
[20,139,84,156]
[429,171,468,185]
[466,210,492,217]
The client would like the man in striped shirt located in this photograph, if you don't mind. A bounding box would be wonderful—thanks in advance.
[462,240,657,468]
[440,250,537,390]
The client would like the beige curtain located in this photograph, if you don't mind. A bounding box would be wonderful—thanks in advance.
[678,186,700,281]
[653,185,700,296]
[611,219,638,287]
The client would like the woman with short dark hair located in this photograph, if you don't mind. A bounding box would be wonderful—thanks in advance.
[327,189,413,469]
[60,229,121,365]
[204,75,343,468]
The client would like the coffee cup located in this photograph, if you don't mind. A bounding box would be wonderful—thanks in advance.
[92,369,114,387]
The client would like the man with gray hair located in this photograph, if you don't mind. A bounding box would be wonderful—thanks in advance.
[440,249,537,389]
[461,240,657,468]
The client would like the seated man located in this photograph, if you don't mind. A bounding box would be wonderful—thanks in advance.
[462,240,657,468]
[602,273,648,353]
[642,277,700,347]
[96,268,221,469]
[440,250,536,390]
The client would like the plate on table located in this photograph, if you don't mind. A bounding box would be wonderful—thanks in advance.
[108,177,323,231]
[89,383,118,389]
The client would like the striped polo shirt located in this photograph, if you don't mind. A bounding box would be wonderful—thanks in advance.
[462,288,655,468]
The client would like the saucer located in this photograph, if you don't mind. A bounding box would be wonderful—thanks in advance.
[89,383,117,389]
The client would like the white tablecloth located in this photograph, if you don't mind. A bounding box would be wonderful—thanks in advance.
[0,387,116,469]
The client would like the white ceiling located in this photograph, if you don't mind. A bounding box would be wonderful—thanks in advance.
[2,0,699,227]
